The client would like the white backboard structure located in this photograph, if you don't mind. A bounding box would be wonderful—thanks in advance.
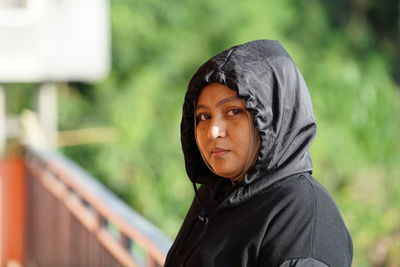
[0,0,110,82]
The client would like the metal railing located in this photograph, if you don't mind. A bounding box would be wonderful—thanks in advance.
[24,147,172,267]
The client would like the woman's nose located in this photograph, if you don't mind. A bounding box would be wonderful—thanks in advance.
[208,119,226,139]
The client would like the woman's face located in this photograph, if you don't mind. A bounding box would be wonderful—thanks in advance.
[195,83,253,180]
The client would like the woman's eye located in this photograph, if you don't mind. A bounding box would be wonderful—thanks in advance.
[227,108,242,116]
[197,113,211,121]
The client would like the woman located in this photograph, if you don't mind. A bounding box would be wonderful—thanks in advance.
[165,40,353,267]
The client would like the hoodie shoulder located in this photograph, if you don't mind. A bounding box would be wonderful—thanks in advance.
[257,174,353,267]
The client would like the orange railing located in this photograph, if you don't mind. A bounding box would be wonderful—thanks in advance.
[22,147,171,267]
[0,157,26,266]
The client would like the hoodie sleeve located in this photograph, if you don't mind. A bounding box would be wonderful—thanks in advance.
[257,175,352,267]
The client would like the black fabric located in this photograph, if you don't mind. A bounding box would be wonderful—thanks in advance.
[165,40,353,267]
[279,257,329,267]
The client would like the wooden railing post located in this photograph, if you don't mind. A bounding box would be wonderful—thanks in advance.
[0,157,26,266]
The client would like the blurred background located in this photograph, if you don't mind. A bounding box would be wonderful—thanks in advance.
[1,0,400,266]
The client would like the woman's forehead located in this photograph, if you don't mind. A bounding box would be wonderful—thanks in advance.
[196,83,243,108]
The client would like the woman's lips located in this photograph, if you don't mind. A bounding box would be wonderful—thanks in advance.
[211,148,229,157]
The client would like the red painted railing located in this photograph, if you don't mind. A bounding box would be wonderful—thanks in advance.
[0,157,26,266]
[1,147,171,267]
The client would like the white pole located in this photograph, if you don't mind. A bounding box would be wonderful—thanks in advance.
[37,83,58,147]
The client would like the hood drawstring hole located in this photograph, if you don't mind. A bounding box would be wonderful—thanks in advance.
[198,215,204,222]
[197,215,209,223]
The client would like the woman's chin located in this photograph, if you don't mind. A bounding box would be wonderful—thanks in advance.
[213,168,240,180]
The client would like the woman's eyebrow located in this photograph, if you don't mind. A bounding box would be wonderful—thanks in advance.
[216,96,239,107]
[196,96,240,110]
[195,104,208,110]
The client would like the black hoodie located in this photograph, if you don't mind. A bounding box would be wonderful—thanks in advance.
[165,40,353,267]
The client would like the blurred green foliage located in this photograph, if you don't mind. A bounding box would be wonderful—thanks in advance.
[56,0,400,266]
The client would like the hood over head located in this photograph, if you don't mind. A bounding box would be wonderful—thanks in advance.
[181,40,317,208]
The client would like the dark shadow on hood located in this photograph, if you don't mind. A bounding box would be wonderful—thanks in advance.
[181,39,317,208]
